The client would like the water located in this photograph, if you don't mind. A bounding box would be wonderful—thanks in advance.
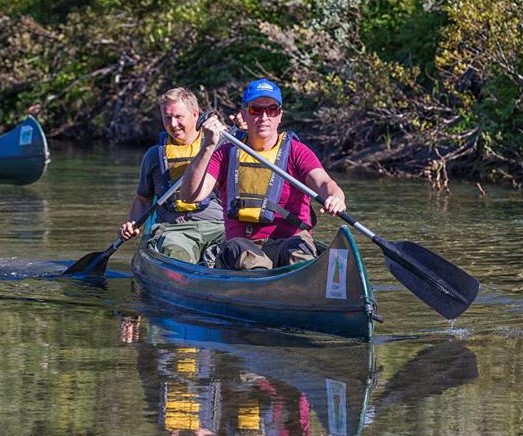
[0,146,521,435]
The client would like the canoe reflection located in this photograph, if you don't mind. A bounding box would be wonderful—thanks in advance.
[0,186,50,241]
[119,312,377,435]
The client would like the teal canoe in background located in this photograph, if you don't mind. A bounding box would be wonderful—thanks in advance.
[132,224,380,341]
[0,116,50,185]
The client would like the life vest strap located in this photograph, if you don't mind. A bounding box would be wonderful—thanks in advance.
[266,200,313,231]
[232,197,312,230]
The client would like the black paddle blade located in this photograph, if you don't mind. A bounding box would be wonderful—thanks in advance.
[62,251,109,277]
[376,238,479,319]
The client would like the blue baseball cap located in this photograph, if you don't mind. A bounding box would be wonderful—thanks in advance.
[242,78,283,106]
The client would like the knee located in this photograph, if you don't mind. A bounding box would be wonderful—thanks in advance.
[287,249,316,265]
[161,245,198,263]
[216,238,271,270]
[157,234,199,263]
[279,237,317,266]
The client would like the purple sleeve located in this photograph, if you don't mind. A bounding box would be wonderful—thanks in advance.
[288,140,324,181]
[207,143,231,184]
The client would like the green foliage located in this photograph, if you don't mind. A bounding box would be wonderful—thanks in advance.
[436,0,523,168]
[1,0,313,141]
[1,0,523,185]
[361,0,447,81]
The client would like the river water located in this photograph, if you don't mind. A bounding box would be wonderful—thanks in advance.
[0,145,521,435]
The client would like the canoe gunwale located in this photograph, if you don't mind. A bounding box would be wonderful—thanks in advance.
[132,225,377,340]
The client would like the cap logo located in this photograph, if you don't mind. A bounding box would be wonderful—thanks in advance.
[257,83,274,91]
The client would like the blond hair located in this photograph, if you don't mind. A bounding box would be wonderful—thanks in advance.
[157,87,199,112]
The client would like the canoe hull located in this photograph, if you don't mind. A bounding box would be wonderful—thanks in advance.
[0,116,50,185]
[132,225,378,340]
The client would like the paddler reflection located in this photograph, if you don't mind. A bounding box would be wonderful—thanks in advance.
[157,348,313,435]
[118,313,377,435]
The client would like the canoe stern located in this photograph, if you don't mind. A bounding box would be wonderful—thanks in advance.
[0,116,50,185]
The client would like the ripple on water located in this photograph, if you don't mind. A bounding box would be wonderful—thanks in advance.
[0,257,69,279]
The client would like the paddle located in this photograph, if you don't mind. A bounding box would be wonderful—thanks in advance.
[197,112,479,319]
[62,178,183,278]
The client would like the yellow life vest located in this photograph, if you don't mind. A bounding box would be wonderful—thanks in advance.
[160,133,209,213]
[226,132,312,230]
[236,134,285,223]
[237,401,261,430]
[162,348,201,431]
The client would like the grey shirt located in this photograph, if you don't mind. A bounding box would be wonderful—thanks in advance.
[136,145,223,223]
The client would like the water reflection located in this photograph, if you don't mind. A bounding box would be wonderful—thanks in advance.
[0,185,50,242]
[372,341,478,411]
[119,312,377,435]
[117,310,480,436]
[0,149,520,435]
[0,257,131,283]
[0,258,67,280]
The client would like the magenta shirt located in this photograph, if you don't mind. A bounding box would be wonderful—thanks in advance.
[207,138,323,240]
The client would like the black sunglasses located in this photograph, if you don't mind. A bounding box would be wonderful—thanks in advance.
[247,104,282,117]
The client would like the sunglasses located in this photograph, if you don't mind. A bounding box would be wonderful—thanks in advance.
[247,104,282,117]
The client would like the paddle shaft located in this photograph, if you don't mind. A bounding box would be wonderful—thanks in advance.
[62,178,183,276]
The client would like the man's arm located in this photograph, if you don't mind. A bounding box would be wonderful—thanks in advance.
[305,168,346,216]
[128,194,152,222]
[180,116,221,202]
[119,194,152,240]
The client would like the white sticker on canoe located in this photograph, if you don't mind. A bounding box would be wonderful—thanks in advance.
[326,248,348,299]
[326,378,347,435]
[19,125,33,145]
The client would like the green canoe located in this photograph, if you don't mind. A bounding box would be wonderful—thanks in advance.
[132,223,380,341]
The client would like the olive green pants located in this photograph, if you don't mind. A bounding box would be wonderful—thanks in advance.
[151,220,225,264]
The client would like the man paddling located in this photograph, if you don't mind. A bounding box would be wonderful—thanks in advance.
[180,78,346,270]
[119,87,224,264]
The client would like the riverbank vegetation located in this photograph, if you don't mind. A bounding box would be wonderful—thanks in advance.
[1,0,522,189]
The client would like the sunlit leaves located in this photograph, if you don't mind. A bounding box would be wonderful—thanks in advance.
[436,0,523,165]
